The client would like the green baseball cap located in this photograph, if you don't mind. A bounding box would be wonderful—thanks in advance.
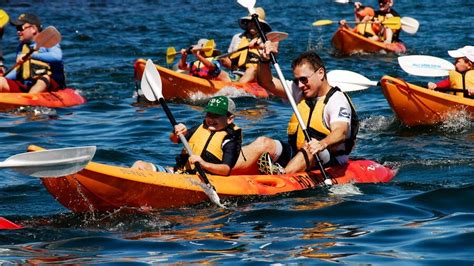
[204,96,236,116]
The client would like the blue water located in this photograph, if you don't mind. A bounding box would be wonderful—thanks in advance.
[1,0,473,264]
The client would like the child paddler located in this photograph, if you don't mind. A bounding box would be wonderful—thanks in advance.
[133,96,242,176]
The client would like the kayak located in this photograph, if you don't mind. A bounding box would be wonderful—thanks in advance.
[29,145,396,212]
[0,88,86,112]
[331,27,406,55]
[134,58,270,100]
[380,76,474,126]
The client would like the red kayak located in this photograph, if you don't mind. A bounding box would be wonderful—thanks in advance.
[0,88,86,112]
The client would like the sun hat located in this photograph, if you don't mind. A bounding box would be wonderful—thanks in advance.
[239,7,272,33]
[448,45,474,62]
[193,38,221,56]
[204,96,236,116]
[10,13,42,30]
[356,6,375,18]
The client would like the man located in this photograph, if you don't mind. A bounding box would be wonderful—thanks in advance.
[0,13,65,93]
[374,0,401,43]
[231,42,358,175]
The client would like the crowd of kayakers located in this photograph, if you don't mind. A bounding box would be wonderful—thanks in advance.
[0,1,472,179]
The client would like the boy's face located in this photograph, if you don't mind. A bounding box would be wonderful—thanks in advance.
[454,57,473,72]
[205,112,234,131]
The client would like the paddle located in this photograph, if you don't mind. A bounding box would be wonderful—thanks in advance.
[0,9,9,28]
[398,55,455,77]
[140,59,225,208]
[237,0,333,185]
[4,26,62,76]
[0,146,96,177]
[166,39,215,65]
[327,70,379,92]
[313,17,419,34]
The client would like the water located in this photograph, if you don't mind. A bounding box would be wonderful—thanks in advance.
[0,0,473,264]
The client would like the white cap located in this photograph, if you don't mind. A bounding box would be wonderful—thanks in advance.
[448,45,474,62]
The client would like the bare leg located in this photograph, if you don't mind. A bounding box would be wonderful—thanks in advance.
[384,28,393,43]
[217,70,231,82]
[131,160,157,171]
[29,76,49,93]
[237,66,256,83]
[0,77,12,92]
[284,151,314,174]
[231,136,278,175]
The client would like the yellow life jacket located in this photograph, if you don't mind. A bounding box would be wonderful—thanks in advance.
[287,87,359,155]
[229,35,260,70]
[355,23,377,37]
[178,124,241,172]
[448,69,474,97]
[18,44,51,81]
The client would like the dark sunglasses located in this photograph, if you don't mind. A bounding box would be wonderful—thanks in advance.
[16,25,33,32]
[293,69,318,85]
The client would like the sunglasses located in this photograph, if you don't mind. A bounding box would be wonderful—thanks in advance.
[293,69,319,85]
[16,25,33,32]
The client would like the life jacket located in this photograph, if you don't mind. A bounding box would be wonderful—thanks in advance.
[374,10,401,41]
[18,44,51,81]
[287,87,359,156]
[177,123,242,173]
[229,35,260,70]
[448,69,474,97]
[355,22,377,38]
[189,59,214,79]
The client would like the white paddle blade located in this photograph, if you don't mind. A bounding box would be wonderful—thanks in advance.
[34,26,62,49]
[237,0,256,14]
[334,0,351,3]
[327,70,378,92]
[401,17,419,35]
[398,55,455,77]
[0,146,96,177]
[140,59,164,101]
[266,31,289,42]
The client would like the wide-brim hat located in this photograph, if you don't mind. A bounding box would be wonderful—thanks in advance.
[448,45,474,62]
[204,96,236,116]
[194,38,221,57]
[10,13,42,30]
[239,7,272,33]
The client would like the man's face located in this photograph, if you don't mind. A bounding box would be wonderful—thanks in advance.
[17,23,37,43]
[293,63,324,99]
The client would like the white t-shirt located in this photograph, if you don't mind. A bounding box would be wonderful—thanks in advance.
[228,33,244,53]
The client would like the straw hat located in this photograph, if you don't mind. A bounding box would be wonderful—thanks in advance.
[239,7,272,33]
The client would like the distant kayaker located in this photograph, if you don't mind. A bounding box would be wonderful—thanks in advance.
[373,0,401,43]
[178,39,231,82]
[221,7,271,83]
[132,96,242,176]
[339,2,379,40]
[0,13,66,93]
[0,10,5,74]
[427,46,474,97]
[231,45,359,175]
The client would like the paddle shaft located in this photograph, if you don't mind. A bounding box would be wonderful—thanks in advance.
[158,98,213,187]
[3,50,35,76]
[250,13,331,182]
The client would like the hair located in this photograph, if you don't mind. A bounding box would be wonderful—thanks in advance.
[291,51,326,73]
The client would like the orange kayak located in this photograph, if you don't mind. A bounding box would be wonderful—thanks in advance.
[134,59,269,100]
[331,27,406,55]
[29,145,396,212]
[0,88,86,111]
[380,76,474,126]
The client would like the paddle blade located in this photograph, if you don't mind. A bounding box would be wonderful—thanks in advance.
[401,17,419,35]
[266,31,289,42]
[334,0,351,3]
[34,26,62,49]
[166,47,176,65]
[237,0,256,9]
[383,16,401,30]
[312,20,334,26]
[398,55,454,77]
[203,39,215,57]
[0,217,22,230]
[327,70,378,92]
[0,9,9,28]
[141,59,163,101]
[0,146,96,177]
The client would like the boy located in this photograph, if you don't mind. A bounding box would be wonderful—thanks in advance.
[133,96,242,176]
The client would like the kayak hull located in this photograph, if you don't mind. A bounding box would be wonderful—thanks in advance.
[331,27,406,55]
[28,145,396,212]
[0,88,86,111]
[380,76,474,126]
[134,59,269,99]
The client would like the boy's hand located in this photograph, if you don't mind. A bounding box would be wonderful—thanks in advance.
[174,123,187,136]
[188,154,204,165]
